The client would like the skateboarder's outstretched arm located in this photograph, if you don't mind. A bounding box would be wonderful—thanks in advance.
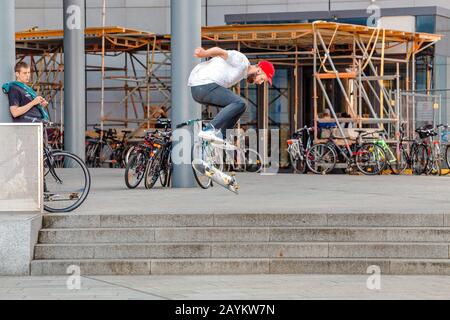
[194,47,228,60]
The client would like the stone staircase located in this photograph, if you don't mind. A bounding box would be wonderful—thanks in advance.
[30,213,450,275]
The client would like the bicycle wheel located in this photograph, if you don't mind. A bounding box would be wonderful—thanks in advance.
[223,148,243,173]
[160,152,172,187]
[388,145,409,175]
[244,148,263,173]
[428,158,442,176]
[355,143,386,175]
[124,150,147,189]
[144,155,161,189]
[306,144,337,175]
[123,145,136,166]
[111,146,125,168]
[85,143,97,168]
[427,145,442,176]
[412,144,428,175]
[446,145,450,170]
[289,151,306,174]
[44,151,91,213]
[160,167,172,188]
[191,141,223,189]
[99,143,114,168]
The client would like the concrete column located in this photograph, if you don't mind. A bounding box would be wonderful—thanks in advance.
[171,0,202,188]
[63,0,86,160]
[0,0,15,123]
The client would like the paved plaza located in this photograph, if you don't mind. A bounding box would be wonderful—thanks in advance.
[75,169,450,215]
[1,275,450,300]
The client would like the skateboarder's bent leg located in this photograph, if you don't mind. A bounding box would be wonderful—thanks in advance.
[191,84,247,138]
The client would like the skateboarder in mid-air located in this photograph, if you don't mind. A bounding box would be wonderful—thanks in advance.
[187,47,275,194]
[188,47,275,144]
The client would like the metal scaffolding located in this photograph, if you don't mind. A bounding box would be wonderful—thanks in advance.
[15,26,172,138]
[201,22,442,156]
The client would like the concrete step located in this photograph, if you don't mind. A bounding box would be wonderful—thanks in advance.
[34,242,450,260]
[37,227,450,244]
[271,227,450,242]
[34,214,450,276]
[38,227,269,244]
[30,258,450,276]
[42,213,450,229]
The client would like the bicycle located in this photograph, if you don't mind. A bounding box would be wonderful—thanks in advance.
[414,124,448,176]
[85,127,117,168]
[124,129,159,189]
[124,118,172,167]
[143,130,173,189]
[306,127,387,175]
[176,119,239,194]
[223,131,263,174]
[110,128,133,168]
[25,116,91,213]
[356,129,407,175]
[438,125,450,173]
[287,126,314,174]
[372,123,424,176]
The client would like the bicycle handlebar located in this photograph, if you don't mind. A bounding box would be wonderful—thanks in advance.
[176,119,202,129]
[296,126,314,132]
[23,116,53,127]
[93,126,117,136]
[360,130,385,138]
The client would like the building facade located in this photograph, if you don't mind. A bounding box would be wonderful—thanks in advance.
[13,1,450,32]
[13,1,450,167]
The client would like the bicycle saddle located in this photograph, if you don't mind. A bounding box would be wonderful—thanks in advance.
[159,131,172,138]
[157,118,171,125]
[416,124,434,132]
[153,137,170,146]
[86,138,98,143]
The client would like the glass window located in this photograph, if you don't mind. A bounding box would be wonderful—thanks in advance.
[239,79,258,130]
[416,15,436,33]
[268,69,290,167]
[434,55,449,124]
[318,17,368,26]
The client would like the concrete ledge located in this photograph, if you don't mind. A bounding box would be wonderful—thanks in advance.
[390,260,450,275]
[31,258,450,276]
[31,259,151,276]
[42,213,449,229]
[0,213,42,275]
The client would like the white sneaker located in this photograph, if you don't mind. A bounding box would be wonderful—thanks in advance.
[198,129,224,144]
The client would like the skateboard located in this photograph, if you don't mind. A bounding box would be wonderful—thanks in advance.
[193,159,239,194]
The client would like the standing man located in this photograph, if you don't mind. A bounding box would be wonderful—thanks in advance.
[188,47,275,143]
[2,62,49,123]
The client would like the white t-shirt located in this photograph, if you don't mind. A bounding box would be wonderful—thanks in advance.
[188,50,250,88]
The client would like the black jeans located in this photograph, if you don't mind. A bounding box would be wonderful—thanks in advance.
[191,83,247,137]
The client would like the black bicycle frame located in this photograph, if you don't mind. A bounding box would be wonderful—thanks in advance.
[44,147,63,184]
